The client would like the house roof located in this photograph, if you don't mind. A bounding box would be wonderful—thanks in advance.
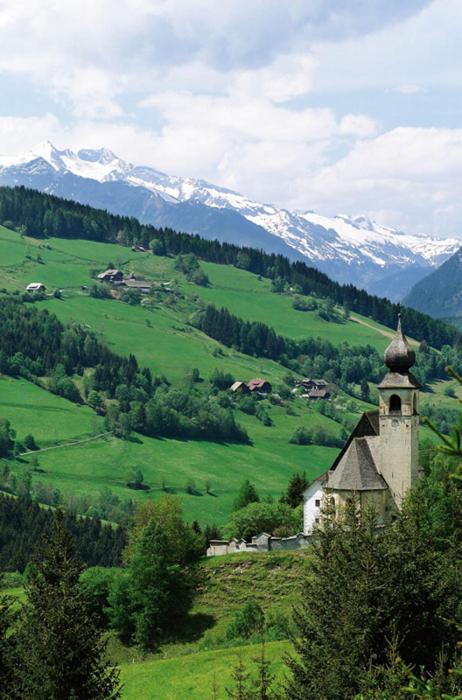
[230,381,247,391]
[97,269,121,278]
[122,279,151,289]
[308,388,330,398]
[307,410,381,489]
[326,437,387,491]
[247,378,271,390]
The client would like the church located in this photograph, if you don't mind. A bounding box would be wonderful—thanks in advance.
[303,316,420,533]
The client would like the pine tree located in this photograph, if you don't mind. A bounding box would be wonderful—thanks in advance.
[15,511,120,699]
[280,472,308,508]
[226,654,253,700]
[285,498,461,699]
[233,480,260,511]
[0,587,17,699]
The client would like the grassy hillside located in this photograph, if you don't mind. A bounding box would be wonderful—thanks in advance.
[5,374,340,524]
[0,225,451,525]
[6,551,306,699]
[117,552,307,698]
[120,640,290,699]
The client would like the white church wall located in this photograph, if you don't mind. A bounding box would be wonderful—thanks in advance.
[303,481,325,534]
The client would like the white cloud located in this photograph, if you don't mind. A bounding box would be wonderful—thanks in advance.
[302,128,462,235]
[2,0,462,237]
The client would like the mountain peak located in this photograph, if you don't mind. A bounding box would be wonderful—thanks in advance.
[77,147,119,164]
[0,141,459,301]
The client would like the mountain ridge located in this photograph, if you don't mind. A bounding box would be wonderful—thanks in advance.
[0,140,459,299]
[404,247,462,320]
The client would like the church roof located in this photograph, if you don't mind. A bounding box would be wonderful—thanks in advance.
[329,410,379,473]
[384,316,416,372]
[326,438,388,491]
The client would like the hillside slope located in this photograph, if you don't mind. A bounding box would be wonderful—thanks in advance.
[404,246,462,320]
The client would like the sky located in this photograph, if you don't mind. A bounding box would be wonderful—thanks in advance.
[0,0,461,236]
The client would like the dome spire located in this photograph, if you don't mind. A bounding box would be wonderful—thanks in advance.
[384,313,415,372]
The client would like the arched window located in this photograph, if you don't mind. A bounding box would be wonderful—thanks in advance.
[389,394,401,413]
[413,393,418,415]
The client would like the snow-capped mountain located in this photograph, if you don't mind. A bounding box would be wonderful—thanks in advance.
[0,141,459,300]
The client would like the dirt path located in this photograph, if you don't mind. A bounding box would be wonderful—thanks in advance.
[20,431,113,456]
[350,315,419,346]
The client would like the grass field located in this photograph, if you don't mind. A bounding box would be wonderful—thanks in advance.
[5,375,340,524]
[0,375,103,447]
[120,640,290,699]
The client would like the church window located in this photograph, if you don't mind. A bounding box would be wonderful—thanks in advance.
[389,394,401,413]
[315,499,320,507]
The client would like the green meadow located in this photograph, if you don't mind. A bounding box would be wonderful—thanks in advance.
[6,375,339,524]
[120,640,290,700]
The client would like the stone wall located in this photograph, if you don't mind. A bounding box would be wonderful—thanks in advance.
[207,532,312,557]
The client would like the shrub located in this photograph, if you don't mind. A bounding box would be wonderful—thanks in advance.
[224,501,301,541]
[226,600,265,640]
[23,434,38,451]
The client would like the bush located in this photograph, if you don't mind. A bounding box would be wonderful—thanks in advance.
[210,368,235,390]
[224,501,301,541]
[238,396,256,415]
[88,283,112,299]
[23,434,38,451]
[292,295,318,312]
[226,600,265,640]
[119,289,141,305]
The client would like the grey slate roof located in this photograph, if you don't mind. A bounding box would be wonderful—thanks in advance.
[326,437,388,491]
[329,410,379,473]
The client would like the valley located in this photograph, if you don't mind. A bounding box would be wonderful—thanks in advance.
[0,221,456,528]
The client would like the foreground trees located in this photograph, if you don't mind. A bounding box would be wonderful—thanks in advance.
[13,512,121,700]
[285,494,462,700]
[108,496,201,651]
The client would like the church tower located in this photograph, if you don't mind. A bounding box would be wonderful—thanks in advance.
[378,316,420,507]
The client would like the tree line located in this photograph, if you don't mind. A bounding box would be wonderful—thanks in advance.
[0,494,125,572]
[0,185,460,350]
[194,304,462,388]
[0,297,248,444]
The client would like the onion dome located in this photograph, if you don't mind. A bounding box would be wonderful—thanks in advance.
[384,315,415,372]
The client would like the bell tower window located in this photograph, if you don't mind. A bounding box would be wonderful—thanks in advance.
[389,394,401,413]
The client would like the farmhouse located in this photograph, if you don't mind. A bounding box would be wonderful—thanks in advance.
[25,283,46,292]
[97,269,123,283]
[297,378,328,391]
[303,317,420,533]
[247,378,272,394]
[118,279,152,293]
[230,381,250,394]
[307,387,331,400]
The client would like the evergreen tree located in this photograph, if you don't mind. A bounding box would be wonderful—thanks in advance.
[109,519,195,650]
[233,480,260,511]
[280,472,308,508]
[360,377,370,402]
[15,512,120,699]
[0,586,17,699]
[285,500,461,700]
[226,654,253,700]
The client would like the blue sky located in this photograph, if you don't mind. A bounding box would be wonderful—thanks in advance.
[0,0,461,236]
